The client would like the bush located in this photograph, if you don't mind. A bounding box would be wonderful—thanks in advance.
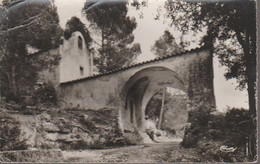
[33,82,57,105]
[0,113,28,151]
[224,108,256,159]
[182,106,256,162]
[182,104,212,147]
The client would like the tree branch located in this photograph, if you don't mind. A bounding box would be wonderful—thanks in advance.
[0,14,41,34]
[235,30,246,52]
[92,39,102,47]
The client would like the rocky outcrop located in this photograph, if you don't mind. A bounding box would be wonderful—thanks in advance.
[0,106,134,151]
[35,108,131,150]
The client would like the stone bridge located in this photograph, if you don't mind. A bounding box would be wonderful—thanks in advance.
[57,46,215,133]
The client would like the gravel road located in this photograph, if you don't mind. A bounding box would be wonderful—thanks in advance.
[63,141,208,163]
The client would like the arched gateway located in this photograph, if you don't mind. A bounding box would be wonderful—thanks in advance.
[43,45,215,141]
[121,66,187,132]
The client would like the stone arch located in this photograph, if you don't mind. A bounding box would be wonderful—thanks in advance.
[120,66,188,132]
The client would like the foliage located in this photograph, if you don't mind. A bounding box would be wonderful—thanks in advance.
[33,82,57,105]
[225,109,254,136]
[145,92,161,120]
[0,112,27,151]
[131,0,256,114]
[0,0,62,103]
[164,0,256,114]
[145,90,176,121]
[145,89,188,138]
[224,108,256,154]
[182,106,256,161]
[84,1,141,73]
[64,16,92,50]
[151,30,184,57]
[182,104,212,148]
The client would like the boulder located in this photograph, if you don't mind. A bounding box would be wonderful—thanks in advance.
[44,133,58,141]
[41,113,51,122]
[42,122,59,132]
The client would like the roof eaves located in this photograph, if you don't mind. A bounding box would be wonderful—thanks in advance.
[60,45,210,85]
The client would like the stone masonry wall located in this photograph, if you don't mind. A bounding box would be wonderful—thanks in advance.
[58,47,215,110]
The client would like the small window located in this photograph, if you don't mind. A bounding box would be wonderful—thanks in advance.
[78,36,83,49]
[80,66,84,76]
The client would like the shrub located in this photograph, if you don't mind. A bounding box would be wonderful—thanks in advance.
[182,106,256,161]
[182,104,212,147]
[33,82,57,105]
[224,108,256,159]
[0,113,28,151]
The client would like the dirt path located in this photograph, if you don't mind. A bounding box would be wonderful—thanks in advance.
[63,141,208,163]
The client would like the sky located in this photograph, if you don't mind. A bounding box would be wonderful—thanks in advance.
[55,0,249,112]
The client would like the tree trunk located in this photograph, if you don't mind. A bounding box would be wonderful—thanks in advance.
[246,54,257,159]
[244,32,257,159]
[99,29,105,73]
[246,56,256,116]
[158,88,165,130]
[11,64,18,100]
[6,72,13,94]
[247,78,256,116]
[244,33,256,116]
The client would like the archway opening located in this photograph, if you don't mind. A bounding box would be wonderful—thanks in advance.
[145,87,188,140]
[120,66,188,136]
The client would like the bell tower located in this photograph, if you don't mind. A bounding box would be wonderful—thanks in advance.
[59,31,93,82]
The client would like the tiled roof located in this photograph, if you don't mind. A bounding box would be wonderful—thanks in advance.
[60,45,211,85]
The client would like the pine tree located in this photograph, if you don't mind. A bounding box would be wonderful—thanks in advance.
[0,0,62,102]
[151,30,183,57]
[84,1,141,73]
